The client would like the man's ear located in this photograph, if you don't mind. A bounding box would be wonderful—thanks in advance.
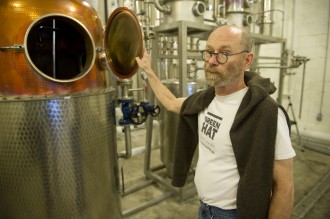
[244,53,254,69]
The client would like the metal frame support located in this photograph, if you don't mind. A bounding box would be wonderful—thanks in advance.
[142,20,215,201]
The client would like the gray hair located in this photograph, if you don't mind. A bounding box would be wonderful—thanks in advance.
[241,28,253,52]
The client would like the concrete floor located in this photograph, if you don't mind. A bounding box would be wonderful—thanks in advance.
[117,126,330,219]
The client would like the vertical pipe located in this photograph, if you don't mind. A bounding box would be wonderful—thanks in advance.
[259,0,273,35]
[104,0,109,22]
[123,125,132,159]
[178,22,188,97]
[144,36,158,174]
[317,6,330,120]
[259,0,264,34]
[117,125,133,159]
[290,0,296,50]
[52,19,56,78]
[277,40,287,104]
[264,0,273,35]
[298,60,307,119]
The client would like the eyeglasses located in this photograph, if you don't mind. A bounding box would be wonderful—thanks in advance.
[200,50,249,64]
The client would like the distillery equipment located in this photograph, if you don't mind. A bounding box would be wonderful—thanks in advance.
[0,1,143,218]
[141,0,215,201]
[0,0,315,217]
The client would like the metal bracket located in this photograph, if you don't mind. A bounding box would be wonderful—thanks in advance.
[0,44,25,52]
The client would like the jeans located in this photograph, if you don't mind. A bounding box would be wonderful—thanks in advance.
[199,201,237,219]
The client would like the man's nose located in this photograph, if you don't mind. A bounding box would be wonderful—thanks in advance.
[208,54,219,65]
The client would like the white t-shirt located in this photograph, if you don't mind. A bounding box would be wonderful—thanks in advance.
[194,87,296,209]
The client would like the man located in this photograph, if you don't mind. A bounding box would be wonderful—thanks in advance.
[136,25,295,219]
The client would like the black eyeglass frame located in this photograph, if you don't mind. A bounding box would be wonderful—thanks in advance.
[200,50,249,64]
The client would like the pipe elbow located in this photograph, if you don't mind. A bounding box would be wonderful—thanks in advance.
[154,0,171,13]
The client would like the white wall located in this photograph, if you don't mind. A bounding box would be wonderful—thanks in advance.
[279,0,329,140]
[255,0,329,143]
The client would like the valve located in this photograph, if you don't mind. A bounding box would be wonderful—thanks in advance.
[119,99,160,126]
[118,99,135,125]
[129,101,160,125]
[129,103,147,125]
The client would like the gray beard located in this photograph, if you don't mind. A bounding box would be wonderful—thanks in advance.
[206,73,232,87]
[205,65,243,88]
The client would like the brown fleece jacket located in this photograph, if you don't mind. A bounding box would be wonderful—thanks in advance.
[171,71,290,219]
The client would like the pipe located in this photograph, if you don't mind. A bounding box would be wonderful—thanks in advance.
[298,60,307,119]
[212,0,225,21]
[255,66,296,69]
[298,130,330,155]
[262,0,272,34]
[154,0,170,13]
[255,56,285,60]
[52,19,56,78]
[317,6,330,121]
[144,116,154,175]
[278,41,287,104]
[104,0,108,23]
[118,125,132,159]
[118,142,160,158]
[289,0,296,50]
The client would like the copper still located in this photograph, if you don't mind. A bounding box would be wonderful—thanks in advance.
[0,1,142,218]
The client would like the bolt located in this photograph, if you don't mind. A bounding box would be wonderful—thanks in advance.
[316,113,323,121]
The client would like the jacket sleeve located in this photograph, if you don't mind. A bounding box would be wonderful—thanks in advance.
[171,100,199,187]
[171,87,214,187]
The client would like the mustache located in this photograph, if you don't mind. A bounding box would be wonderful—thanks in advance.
[205,67,218,73]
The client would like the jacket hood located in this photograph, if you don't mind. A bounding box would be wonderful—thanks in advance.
[244,71,277,95]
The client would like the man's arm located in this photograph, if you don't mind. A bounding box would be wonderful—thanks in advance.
[136,51,185,114]
[269,158,295,219]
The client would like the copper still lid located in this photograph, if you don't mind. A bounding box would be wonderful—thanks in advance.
[104,7,143,79]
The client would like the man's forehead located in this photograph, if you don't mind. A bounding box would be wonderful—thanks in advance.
[207,35,235,50]
[211,26,242,37]
[206,44,232,51]
[207,27,241,48]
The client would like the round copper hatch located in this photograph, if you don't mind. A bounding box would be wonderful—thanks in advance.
[24,13,95,83]
[104,7,143,79]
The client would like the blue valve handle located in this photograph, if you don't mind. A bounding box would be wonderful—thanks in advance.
[119,100,160,125]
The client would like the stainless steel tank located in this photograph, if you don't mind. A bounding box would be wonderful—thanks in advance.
[161,0,206,23]
[160,79,205,177]
[225,0,253,27]
[0,1,141,218]
[0,91,121,219]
